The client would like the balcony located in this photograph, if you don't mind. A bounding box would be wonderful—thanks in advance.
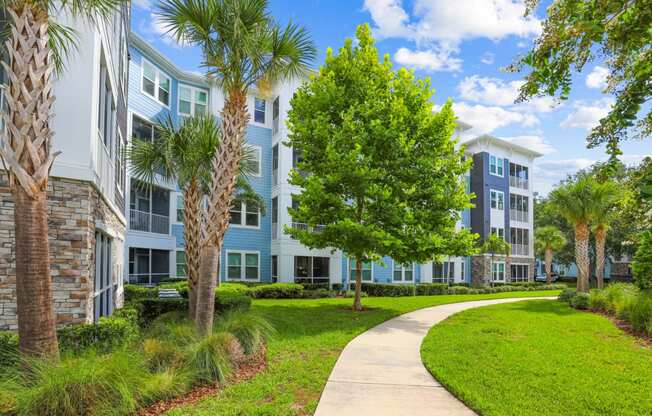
[130,209,169,234]
[509,176,529,190]
[509,209,528,223]
[291,222,325,233]
[511,243,529,257]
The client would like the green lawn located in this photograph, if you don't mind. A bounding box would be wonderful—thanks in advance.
[168,291,558,416]
[421,300,652,416]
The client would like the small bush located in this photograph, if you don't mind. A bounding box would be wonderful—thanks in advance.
[570,292,590,310]
[302,288,336,298]
[344,290,368,298]
[142,338,185,371]
[632,230,652,290]
[138,298,190,326]
[188,332,233,384]
[360,283,415,297]
[558,288,577,302]
[629,293,652,334]
[448,286,470,294]
[0,331,18,368]
[588,290,609,312]
[214,311,275,355]
[249,283,304,299]
[216,289,252,311]
[301,283,331,290]
[58,312,139,353]
[416,284,449,295]
[603,283,640,316]
[124,284,157,303]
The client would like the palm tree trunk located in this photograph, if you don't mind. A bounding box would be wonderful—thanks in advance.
[183,178,201,320]
[0,5,59,358]
[353,257,363,311]
[545,247,553,284]
[196,91,249,333]
[595,226,607,290]
[575,223,590,293]
[195,244,220,336]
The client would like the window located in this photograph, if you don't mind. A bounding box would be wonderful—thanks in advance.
[98,56,116,155]
[115,132,125,195]
[176,195,184,222]
[271,255,278,282]
[176,251,187,277]
[489,154,504,177]
[393,262,413,282]
[509,162,529,189]
[491,227,505,240]
[272,96,280,134]
[272,197,278,239]
[272,144,279,185]
[511,264,529,282]
[132,115,159,142]
[294,256,330,283]
[178,85,208,117]
[510,228,530,256]
[460,260,465,281]
[490,190,504,210]
[349,259,372,282]
[229,201,260,227]
[492,261,505,281]
[254,97,266,123]
[509,194,529,222]
[227,252,259,281]
[142,59,170,106]
[433,261,454,283]
[243,145,261,176]
[93,231,114,322]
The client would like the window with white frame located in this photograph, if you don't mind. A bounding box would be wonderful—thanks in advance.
[176,251,187,277]
[489,154,504,177]
[178,84,208,117]
[176,195,184,222]
[492,261,506,281]
[229,201,260,227]
[254,97,266,123]
[98,55,116,156]
[132,114,159,142]
[142,59,170,106]
[349,259,372,282]
[433,261,454,283]
[393,262,413,282]
[93,231,114,322]
[243,145,261,176]
[511,264,529,282]
[491,226,505,240]
[227,251,259,280]
[294,256,330,283]
[490,189,504,210]
[271,255,278,282]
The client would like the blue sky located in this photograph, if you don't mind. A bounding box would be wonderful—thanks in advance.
[131,0,651,195]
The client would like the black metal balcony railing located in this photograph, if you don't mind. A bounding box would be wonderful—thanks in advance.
[129,209,169,234]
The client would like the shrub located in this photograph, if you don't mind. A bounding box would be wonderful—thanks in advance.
[123,284,157,303]
[188,332,233,384]
[628,292,652,334]
[632,230,652,290]
[138,298,190,326]
[344,290,368,298]
[58,312,139,353]
[214,311,275,355]
[448,286,470,294]
[416,284,448,295]
[0,331,18,368]
[570,292,590,310]
[142,338,185,372]
[302,288,336,298]
[249,283,304,299]
[558,288,577,302]
[360,283,415,297]
[588,290,609,312]
[216,289,252,311]
[301,283,331,291]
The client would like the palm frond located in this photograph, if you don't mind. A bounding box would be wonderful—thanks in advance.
[47,21,78,75]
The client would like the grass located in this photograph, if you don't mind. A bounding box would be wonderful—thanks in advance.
[421,300,652,416]
[168,290,558,416]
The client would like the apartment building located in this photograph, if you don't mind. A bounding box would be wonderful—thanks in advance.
[0,6,131,329]
[125,36,542,288]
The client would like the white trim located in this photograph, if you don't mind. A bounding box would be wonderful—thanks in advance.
[245,144,262,177]
[175,249,187,278]
[140,57,171,108]
[491,260,506,282]
[392,260,415,283]
[489,154,504,177]
[177,83,209,117]
[229,200,261,229]
[225,250,261,282]
[490,189,505,211]
[252,97,267,126]
[348,258,374,283]
[510,262,530,282]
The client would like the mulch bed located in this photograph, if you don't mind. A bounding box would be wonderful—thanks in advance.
[138,346,268,416]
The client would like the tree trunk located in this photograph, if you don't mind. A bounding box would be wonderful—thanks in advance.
[14,187,59,358]
[0,5,59,358]
[184,178,201,320]
[353,257,363,311]
[195,244,220,336]
[575,223,590,293]
[595,226,607,290]
[196,91,249,333]
[545,246,553,284]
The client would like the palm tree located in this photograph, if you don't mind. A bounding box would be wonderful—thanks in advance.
[550,175,598,293]
[591,181,621,289]
[479,234,511,286]
[128,114,263,320]
[535,226,566,284]
[0,0,128,358]
[158,0,315,335]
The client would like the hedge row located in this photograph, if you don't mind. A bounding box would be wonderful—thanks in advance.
[333,282,566,297]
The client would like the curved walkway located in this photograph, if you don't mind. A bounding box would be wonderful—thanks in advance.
[314,297,555,416]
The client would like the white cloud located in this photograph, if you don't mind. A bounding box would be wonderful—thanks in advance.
[533,158,596,194]
[457,75,560,112]
[394,47,462,72]
[517,40,529,48]
[480,52,495,65]
[502,135,556,155]
[363,0,414,39]
[585,66,609,90]
[451,102,539,136]
[560,99,613,130]
[137,13,184,48]
[133,0,152,10]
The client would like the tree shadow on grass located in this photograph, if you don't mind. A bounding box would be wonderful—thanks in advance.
[503,299,579,317]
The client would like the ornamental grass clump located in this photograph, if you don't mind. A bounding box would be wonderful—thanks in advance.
[214,310,276,355]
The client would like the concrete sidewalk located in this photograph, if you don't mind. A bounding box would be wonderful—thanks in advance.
[314,297,554,416]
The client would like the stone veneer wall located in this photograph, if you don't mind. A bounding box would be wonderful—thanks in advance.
[471,255,535,287]
[0,174,125,330]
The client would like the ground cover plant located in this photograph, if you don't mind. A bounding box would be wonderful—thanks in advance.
[421,300,652,416]
[165,290,558,415]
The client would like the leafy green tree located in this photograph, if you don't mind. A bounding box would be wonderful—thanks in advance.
[0,0,128,358]
[632,230,652,290]
[286,24,475,310]
[158,0,315,335]
[535,226,567,284]
[127,115,263,320]
[512,0,652,159]
[479,234,511,286]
